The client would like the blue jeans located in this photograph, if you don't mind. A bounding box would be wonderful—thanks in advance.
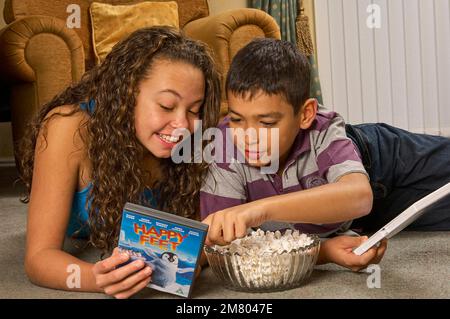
[346,123,450,232]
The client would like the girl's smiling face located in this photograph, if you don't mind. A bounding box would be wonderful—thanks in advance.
[134,59,205,158]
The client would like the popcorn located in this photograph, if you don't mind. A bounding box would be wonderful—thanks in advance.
[208,229,317,289]
[213,229,314,255]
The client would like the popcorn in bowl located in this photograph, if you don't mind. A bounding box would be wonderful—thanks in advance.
[204,229,321,292]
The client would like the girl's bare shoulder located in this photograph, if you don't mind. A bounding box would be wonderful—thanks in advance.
[43,104,90,124]
[37,104,91,155]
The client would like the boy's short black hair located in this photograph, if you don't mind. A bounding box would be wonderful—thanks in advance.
[226,38,311,114]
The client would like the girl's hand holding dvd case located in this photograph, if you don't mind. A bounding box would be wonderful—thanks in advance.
[117,202,208,298]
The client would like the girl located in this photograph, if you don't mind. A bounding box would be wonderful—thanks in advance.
[18,26,220,299]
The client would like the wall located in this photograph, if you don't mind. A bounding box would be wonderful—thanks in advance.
[315,0,450,136]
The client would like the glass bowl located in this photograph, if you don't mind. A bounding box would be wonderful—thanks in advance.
[204,233,321,292]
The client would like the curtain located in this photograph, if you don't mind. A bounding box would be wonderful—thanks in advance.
[249,0,323,104]
[309,57,323,104]
[250,0,298,44]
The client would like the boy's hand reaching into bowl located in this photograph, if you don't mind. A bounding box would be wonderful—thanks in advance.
[202,202,267,246]
[318,235,387,272]
[92,248,152,299]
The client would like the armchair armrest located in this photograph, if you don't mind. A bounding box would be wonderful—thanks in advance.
[0,15,85,86]
[0,15,85,151]
[183,8,280,115]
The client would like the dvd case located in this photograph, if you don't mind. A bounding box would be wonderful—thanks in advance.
[117,202,208,298]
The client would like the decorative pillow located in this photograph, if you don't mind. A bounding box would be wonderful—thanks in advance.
[90,1,179,64]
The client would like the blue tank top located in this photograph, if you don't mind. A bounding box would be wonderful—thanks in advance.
[67,99,157,238]
[67,183,92,238]
[67,183,158,238]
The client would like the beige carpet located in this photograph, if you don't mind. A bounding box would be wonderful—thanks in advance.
[1,166,449,299]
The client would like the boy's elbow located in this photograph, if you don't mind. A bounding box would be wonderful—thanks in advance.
[338,173,373,219]
[354,184,373,218]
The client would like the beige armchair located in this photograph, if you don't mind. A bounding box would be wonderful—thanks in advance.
[0,0,280,161]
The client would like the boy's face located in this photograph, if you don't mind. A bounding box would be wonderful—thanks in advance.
[227,90,305,170]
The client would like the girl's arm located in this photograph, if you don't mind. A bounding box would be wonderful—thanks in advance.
[25,107,101,292]
[25,108,152,298]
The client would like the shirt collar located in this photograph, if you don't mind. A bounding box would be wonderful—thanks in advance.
[283,130,311,170]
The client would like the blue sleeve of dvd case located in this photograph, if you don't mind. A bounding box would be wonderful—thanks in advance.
[117,205,207,298]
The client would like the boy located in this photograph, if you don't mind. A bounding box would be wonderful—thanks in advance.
[200,38,450,271]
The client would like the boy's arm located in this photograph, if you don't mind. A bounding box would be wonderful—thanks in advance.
[317,235,387,272]
[201,161,251,245]
[203,173,372,245]
[263,172,373,223]
[200,161,247,219]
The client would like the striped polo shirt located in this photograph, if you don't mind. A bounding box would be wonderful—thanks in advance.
[200,106,369,237]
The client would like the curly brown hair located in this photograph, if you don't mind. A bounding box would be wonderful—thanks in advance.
[18,26,221,254]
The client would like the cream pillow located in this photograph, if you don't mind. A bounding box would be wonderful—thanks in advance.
[90,1,179,64]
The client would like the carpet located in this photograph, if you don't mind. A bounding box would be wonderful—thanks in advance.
[1,167,448,299]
